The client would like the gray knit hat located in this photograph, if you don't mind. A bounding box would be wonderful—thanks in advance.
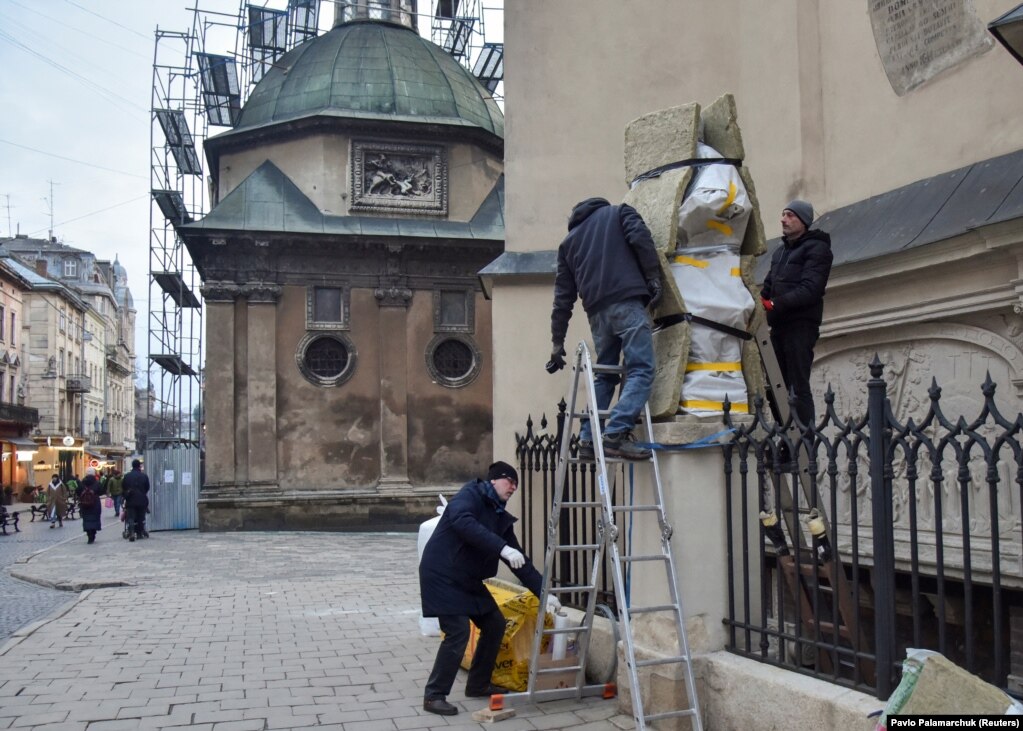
[784,200,814,228]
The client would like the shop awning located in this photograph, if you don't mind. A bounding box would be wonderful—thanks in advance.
[84,447,105,458]
[6,437,38,449]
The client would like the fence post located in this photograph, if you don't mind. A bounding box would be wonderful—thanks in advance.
[868,354,896,698]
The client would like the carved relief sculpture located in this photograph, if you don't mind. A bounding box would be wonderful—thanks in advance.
[351,141,447,215]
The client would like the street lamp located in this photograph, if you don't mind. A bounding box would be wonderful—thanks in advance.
[989,3,1023,67]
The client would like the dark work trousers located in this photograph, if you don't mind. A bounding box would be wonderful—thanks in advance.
[770,319,820,429]
[424,608,506,700]
[127,506,147,538]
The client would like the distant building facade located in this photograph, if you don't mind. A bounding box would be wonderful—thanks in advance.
[0,255,38,494]
[1,236,137,480]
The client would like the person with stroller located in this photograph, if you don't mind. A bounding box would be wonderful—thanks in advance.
[122,459,150,541]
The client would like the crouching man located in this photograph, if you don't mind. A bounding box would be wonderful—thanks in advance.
[419,460,560,716]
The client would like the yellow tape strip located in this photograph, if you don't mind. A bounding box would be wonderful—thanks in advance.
[685,362,742,372]
[680,399,749,413]
[673,255,708,268]
[716,180,738,215]
[706,220,733,236]
[730,267,741,277]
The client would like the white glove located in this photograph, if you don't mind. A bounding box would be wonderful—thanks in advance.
[500,545,525,569]
[545,594,562,613]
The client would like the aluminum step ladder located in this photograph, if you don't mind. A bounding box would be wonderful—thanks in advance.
[491,341,702,731]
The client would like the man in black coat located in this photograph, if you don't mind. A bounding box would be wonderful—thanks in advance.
[122,459,150,541]
[760,200,833,429]
[547,197,663,461]
[419,461,559,716]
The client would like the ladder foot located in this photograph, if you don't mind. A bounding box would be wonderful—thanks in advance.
[603,682,617,699]
[489,694,505,711]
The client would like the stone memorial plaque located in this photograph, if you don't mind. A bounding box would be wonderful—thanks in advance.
[870,0,993,96]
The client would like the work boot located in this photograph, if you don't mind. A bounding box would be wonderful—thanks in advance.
[603,431,652,461]
[423,698,458,716]
[465,683,509,698]
[577,440,594,460]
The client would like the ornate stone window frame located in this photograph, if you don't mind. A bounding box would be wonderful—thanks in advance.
[296,332,357,388]
[306,285,351,331]
[425,333,481,389]
[433,289,474,334]
[350,140,447,215]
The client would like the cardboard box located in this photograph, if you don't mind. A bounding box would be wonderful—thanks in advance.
[535,651,581,691]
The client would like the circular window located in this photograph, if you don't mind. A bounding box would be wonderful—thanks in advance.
[297,333,357,387]
[426,334,481,388]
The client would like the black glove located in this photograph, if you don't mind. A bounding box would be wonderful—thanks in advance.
[646,277,663,310]
[545,344,567,374]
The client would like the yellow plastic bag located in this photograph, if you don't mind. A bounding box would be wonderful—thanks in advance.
[459,578,552,691]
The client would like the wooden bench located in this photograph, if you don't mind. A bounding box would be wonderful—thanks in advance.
[0,507,20,534]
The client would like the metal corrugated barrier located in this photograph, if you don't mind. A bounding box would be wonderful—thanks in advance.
[145,445,200,531]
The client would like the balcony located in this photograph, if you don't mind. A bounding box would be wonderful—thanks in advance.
[0,403,39,427]
[64,374,92,393]
[90,431,112,447]
[106,345,133,377]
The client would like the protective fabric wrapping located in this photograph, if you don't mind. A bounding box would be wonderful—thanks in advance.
[671,245,754,413]
[677,143,752,248]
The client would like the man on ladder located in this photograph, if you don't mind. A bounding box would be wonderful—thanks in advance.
[546,196,663,461]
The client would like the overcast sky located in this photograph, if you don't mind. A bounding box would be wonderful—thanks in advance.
[0,0,501,387]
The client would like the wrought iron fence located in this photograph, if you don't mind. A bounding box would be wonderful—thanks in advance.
[516,357,1023,700]
[726,356,1021,699]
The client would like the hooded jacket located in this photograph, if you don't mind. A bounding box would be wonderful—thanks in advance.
[419,478,542,617]
[760,229,833,327]
[551,198,661,345]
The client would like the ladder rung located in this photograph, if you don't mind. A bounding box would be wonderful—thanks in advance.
[561,501,604,508]
[612,504,660,513]
[645,709,698,722]
[627,604,680,615]
[591,364,624,374]
[635,655,690,668]
[620,554,668,563]
[544,625,587,635]
[555,544,600,552]
[537,664,583,675]
[549,585,596,593]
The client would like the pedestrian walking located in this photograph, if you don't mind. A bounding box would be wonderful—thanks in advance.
[45,474,66,528]
[107,468,124,518]
[77,467,102,544]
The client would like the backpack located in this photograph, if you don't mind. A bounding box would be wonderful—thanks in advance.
[79,486,98,510]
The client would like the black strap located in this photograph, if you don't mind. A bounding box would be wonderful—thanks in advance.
[653,312,752,341]
[630,156,742,187]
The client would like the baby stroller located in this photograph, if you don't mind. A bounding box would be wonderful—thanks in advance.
[121,507,146,541]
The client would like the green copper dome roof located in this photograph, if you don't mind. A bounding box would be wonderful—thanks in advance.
[236,20,503,138]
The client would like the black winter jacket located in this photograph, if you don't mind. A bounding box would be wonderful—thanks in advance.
[551,198,661,346]
[760,229,833,327]
[419,479,542,617]
[122,468,151,509]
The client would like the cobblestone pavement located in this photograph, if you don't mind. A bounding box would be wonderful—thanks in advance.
[0,504,121,640]
[0,529,636,730]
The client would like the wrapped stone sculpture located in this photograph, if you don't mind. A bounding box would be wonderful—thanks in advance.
[622,94,768,420]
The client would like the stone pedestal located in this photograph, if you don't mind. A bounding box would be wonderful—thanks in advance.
[615,414,760,727]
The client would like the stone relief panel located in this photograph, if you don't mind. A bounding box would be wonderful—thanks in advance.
[350,140,447,215]
[806,324,1023,583]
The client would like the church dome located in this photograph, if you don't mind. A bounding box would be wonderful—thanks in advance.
[235,20,503,139]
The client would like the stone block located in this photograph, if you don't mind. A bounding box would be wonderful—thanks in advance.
[700,93,744,161]
[623,168,690,255]
[650,322,690,420]
[472,707,516,722]
[623,103,700,185]
[616,639,701,731]
[738,167,767,256]
[653,256,684,320]
[900,653,1018,715]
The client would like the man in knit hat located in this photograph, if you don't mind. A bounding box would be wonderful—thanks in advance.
[418,460,560,716]
[760,200,833,433]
